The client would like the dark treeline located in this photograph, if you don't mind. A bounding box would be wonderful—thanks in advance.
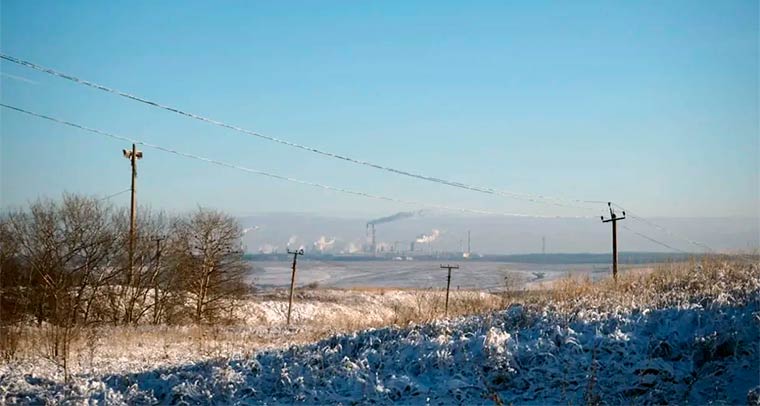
[0,193,250,332]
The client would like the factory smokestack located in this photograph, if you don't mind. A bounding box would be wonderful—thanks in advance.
[366,210,423,254]
[366,223,377,255]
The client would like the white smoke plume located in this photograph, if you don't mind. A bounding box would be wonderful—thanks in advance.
[313,236,336,252]
[345,242,362,254]
[242,226,260,235]
[287,235,298,247]
[415,229,440,244]
[258,244,278,254]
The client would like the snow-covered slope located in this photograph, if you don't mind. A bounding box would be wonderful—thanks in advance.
[3,298,757,404]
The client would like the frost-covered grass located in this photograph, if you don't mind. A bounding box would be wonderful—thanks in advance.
[2,258,758,404]
[0,289,504,379]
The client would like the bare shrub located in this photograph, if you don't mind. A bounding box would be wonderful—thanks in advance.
[500,271,527,306]
[0,324,22,362]
[171,208,250,324]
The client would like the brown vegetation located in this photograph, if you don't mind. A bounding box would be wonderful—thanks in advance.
[0,194,250,379]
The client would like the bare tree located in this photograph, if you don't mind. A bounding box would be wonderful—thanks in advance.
[4,195,117,379]
[2,195,252,340]
[110,207,171,324]
[0,215,24,360]
[171,208,248,323]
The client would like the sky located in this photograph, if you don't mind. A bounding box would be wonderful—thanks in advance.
[1,1,758,231]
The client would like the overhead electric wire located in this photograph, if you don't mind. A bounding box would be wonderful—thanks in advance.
[611,203,714,253]
[0,53,605,212]
[98,188,131,201]
[619,224,689,254]
[1,103,592,220]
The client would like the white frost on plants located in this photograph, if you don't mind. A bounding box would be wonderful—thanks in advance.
[2,297,758,405]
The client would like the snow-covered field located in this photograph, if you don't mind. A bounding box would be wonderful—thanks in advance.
[0,289,505,389]
[248,260,631,290]
[3,299,757,404]
[2,260,758,404]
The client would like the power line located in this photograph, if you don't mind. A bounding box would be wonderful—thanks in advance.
[1,103,589,219]
[611,203,714,253]
[98,188,131,201]
[619,224,688,254]
[0,53,605,212]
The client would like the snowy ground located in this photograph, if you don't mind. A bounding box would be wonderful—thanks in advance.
[2,298,758,404]
[248,260,642,291]
[2,260,758,404]
[0,289,504,388]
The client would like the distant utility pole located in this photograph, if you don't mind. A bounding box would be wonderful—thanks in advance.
[440,264,459,317]
[122,144,142,323]
[286,248,305,325]
[601,202,625,282]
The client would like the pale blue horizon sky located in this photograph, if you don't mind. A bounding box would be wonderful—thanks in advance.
[1,1,758,220]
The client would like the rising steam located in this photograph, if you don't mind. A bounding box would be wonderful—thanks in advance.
[242,226,260,235]
[416,229,440,243]
[345,242,362,254]
[313,236,336,252]
[258,244,278,254]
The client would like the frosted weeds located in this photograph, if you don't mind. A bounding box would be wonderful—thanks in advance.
[2,299,757,405]
[2,260,759,404]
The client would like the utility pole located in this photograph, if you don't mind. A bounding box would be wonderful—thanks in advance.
[440,264,459,317]
[286,248,305,325]
[122,144,142,323]
[601,202,625,282]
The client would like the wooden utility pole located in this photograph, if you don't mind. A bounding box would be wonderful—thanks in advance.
[601,202,625,282]
[122,144,142,323]
[440,264,459,317]
[286,248,305,325]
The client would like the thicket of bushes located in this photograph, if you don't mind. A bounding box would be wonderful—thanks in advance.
[0,194,250,374]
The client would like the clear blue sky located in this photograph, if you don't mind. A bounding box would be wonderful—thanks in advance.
[1,1,757,219]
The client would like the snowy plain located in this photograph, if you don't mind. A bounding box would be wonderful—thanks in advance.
[2,299,757,404]
[247,260,628,291]
[1,260,758,404]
